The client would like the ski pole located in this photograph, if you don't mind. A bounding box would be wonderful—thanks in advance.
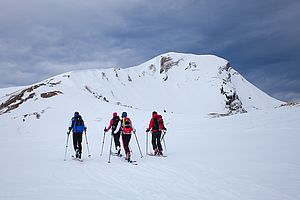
[161,131,167,156]
[108,132,113,163]
[146,131,148,156]
[134,130,143,158]
[84,130,91,158]
[161,130,166,142]
[100,130,106,156]
[64,132,70,161]
[162,137,167,156]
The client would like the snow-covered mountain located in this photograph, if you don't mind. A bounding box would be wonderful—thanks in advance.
[1,52,299,200]
[0,52,282,118]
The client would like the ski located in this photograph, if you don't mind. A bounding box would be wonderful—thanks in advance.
[147,153,167,157]
[128,160,138,165]
[120,156,138,165]
[126,159,138,165]
[71,155,83,162]
[111,152,123,157]
[109,152,137,165]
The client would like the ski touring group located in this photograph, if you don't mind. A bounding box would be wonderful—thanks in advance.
[64,111,167,164]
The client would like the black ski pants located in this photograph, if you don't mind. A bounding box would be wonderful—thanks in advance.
[113,131,121,150]
[152,131,162,151]
[122,134,132,155]
[73,132,83,153]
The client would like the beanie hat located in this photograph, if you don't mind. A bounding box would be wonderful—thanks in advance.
[121,112,127,118]
[152,111,157,117]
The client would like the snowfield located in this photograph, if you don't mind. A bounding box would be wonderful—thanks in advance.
[1,106,299,200]
[0,52,299,200]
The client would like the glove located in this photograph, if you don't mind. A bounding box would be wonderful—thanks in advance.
[104,127,107,132]
[84,127,87,131]
[163,127,167,131]
[146,128,150,133]
[68,127,72,131]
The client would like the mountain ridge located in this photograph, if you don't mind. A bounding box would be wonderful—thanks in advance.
[0,52,283,117]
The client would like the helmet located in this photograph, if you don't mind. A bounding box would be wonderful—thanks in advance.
[74,111,79,116]
[121,112,127,118]
[113,112,117,117]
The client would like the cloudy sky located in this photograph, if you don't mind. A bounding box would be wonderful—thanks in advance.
[0,0,299,101]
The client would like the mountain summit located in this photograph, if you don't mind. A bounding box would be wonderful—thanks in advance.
[0,52,282,117]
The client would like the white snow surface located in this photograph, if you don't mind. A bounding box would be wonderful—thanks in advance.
[0,52,299,200]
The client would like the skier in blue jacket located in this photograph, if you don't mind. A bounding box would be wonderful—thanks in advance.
[68,112,86,159]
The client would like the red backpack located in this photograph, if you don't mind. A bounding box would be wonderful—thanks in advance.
[157,115,164,130]
[153,115,164,131]
[122,117,133,134]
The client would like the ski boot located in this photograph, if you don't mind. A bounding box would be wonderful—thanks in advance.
[158,151,163,156]
[75,149,80,158]
[117,146,121,156]
[126,152,131,162]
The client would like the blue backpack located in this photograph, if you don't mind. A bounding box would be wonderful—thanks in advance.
[73,116,85,133]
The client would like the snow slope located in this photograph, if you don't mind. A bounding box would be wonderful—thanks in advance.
[0,104,299,200]
[0,52,299,200]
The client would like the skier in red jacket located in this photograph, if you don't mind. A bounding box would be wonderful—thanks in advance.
[146,111,166,156]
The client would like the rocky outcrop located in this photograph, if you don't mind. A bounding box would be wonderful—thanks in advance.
[160,56,182,81]
[40,91,63,98]
[84,85,109,102]
[218,62,247,115]
[0,80,62,115]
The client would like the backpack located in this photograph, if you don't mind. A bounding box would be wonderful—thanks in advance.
[153,115,164,131]
[122,117,133,134]
[157,115,164,130]
[152,117,160,131]
[73,115,85,133]
[112,116,120,132]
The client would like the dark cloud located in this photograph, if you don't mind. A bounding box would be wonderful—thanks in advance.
[0,0,299,102]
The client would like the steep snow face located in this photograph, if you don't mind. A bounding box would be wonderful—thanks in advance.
[0,52,282,117]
